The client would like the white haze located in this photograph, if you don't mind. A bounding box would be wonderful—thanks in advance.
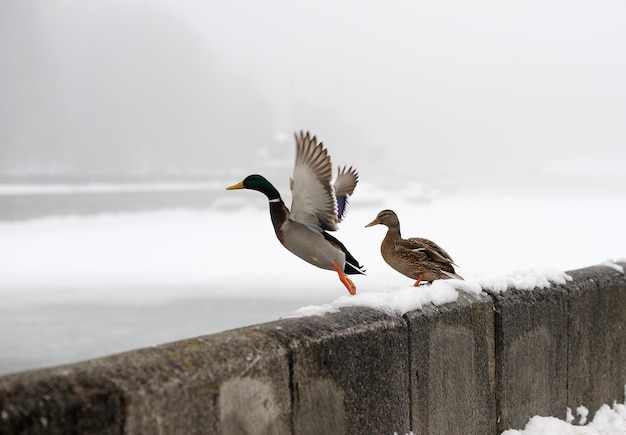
[1,0,625,188]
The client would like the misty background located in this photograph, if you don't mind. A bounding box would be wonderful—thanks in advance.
[1,0,626,375]
[2,0,624,189]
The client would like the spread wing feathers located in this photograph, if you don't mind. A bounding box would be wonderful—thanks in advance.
[396,237,457,265]
[289,131,339,232]
[334,165,359,222]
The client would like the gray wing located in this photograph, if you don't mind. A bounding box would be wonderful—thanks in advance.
[289,131,338,232]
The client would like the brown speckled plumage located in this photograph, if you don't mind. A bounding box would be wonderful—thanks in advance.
[366,209,463,285]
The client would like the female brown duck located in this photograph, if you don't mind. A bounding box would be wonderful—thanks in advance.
[365,209,462,286]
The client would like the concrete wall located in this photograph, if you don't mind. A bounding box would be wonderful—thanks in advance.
[0,263,625,434]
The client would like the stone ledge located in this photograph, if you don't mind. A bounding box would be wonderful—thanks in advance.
[0,263,624,434]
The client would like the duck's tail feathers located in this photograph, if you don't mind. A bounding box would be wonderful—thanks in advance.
[345,260,367,276]
[323,231,365,275]
[442,271,464,280]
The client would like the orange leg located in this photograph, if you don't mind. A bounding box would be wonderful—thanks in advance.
[333,262,357,295]
[413,274,424,287]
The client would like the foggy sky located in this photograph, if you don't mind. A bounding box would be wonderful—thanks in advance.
[1,0,625,184]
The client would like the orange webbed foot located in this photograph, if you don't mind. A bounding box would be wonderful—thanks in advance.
[413,274,424,287]
[333,262,357,295]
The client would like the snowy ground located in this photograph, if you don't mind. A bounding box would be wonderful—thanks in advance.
[0,184,625,379]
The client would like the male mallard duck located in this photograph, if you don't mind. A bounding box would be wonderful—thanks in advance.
[226,131,365,295]
[365,209,462,286]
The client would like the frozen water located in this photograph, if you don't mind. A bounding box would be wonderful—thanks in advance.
[0,185,625,374]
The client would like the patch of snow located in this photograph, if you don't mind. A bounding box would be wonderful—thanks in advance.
[577,406,589,425]
[600,260,624,274]
[472,268,573,294]
[502,416,582,435]
[288,304,341,317]
[566,407,575,424]
[289,280,459,318]
[502,391,626,435]
[287,269,573,319]
[588,404,626,432]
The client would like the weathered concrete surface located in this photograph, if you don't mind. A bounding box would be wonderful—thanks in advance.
[0,371,123,435]
[406,291,496,435]
[258,307,410,435]
[1,263,625,434]
[564,265,626,420]
[0,329,291,435]
[491,284,569,432]
[490,263,626,432]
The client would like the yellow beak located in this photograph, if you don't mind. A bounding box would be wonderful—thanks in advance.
[226,181,245,190]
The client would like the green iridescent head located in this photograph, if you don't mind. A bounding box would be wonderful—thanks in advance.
[226,174,281,201]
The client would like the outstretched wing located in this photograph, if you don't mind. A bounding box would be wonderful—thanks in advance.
[289,131,338,232]
[334,165,358,222]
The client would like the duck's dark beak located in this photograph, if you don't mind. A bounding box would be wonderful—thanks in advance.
[365,219,379,228]
[226,181,245,190]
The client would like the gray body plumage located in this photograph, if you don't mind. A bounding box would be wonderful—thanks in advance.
[280,219,346,271]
